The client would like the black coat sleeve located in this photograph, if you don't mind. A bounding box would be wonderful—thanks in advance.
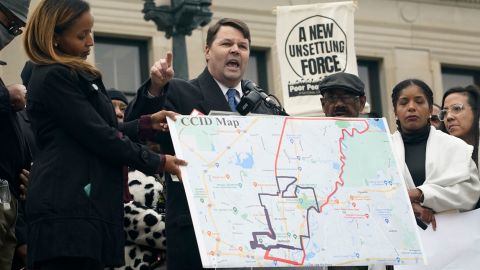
[118,120,139,142]
[125,79,166,122]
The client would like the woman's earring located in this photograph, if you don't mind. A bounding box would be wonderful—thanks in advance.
[54,42,58,47]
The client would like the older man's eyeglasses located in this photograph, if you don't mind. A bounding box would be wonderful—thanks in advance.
[321,95,359,104]
[438,103,464,121]
[430,114,440,123]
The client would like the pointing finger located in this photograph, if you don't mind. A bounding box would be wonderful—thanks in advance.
[166,51,173,67]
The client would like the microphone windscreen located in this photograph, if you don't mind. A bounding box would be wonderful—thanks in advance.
[242,80,256,93]
[236,90,262,115]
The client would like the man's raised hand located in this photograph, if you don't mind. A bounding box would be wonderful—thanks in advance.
[149,52,174,96]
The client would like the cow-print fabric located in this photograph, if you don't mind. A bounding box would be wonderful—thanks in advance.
[108,170,167,270]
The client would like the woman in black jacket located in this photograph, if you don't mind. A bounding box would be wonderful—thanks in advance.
[23,1,186,269]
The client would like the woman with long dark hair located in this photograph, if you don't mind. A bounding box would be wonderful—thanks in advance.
[23,1,186,269]
[390,79,480,230]
[440,85,480,167]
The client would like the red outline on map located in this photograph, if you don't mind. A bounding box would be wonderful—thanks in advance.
[258,117,370,265]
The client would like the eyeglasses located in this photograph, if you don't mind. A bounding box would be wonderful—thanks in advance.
[0,5,24,37]
[321,95,359,104]
[430,115,440,123]
[439,103,464,121]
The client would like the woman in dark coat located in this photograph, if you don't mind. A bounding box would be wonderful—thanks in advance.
[23,1,186,269]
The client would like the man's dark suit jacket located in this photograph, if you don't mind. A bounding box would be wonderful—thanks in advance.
[126,68,280,269]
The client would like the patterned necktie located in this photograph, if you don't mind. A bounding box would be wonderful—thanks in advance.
[226,88,238,112]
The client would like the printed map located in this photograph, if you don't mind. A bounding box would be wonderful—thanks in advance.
[168,116,424,268]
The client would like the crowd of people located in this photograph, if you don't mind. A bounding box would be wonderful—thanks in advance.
[1,0,480,270]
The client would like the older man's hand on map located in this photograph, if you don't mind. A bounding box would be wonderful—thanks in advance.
[412,202,436,231]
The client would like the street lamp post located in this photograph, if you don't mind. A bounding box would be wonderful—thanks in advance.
[142,0,212,80]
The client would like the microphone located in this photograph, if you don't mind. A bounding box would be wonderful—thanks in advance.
[242,80,278,108]
[236,80,287,116]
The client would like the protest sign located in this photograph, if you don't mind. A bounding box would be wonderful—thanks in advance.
[276,1,358,115]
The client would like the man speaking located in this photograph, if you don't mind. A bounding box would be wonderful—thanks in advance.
[127,18,281,269]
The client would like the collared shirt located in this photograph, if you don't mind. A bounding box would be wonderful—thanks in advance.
[213,79,243,103]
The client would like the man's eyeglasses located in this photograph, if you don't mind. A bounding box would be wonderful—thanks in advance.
[439,103,464,121]
[0,5,24,37]
[430,114,440,123]
[321,95,359,104]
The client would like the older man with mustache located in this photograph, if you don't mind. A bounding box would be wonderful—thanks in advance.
[319,72,367,118]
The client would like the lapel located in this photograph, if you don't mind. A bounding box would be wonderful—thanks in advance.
[77,70,107,96]
[424,127,472,185]
[196,68,232,114]
[77,71,116,127]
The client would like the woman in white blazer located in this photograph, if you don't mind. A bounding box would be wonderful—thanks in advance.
[390,79,480,230]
